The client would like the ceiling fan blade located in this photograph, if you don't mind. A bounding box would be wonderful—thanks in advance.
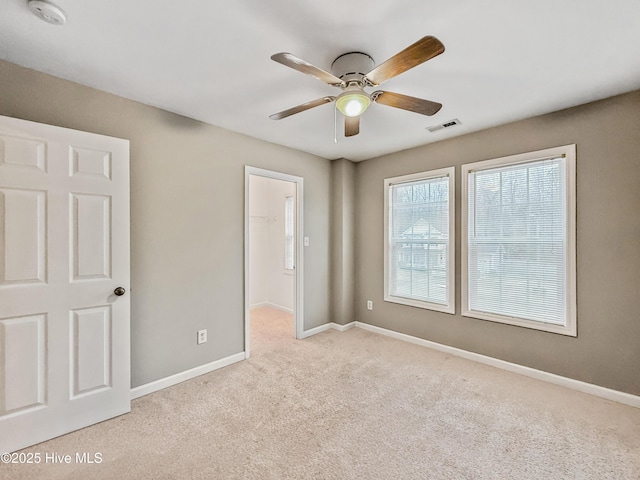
[345,115,360,137]
[373,91,442,116]
[271,53,344,87]
[269,96,335,120]
[364,36,445,87]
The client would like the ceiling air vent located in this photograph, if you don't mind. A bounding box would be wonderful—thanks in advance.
[427,118,461,133]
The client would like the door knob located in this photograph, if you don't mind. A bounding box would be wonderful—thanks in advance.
[114,287,126,296]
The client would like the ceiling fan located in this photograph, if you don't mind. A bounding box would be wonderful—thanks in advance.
[269,36,445,138]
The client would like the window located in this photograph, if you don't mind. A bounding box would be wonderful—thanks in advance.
[462,145,576,335]
[284,195,294,271]
[384,167,455,313]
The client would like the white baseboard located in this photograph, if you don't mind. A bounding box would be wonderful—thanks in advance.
[267,302,294,314]
[332,321,356,332]
[251,302,294,314]
[355,321,640,409]
[300,321,356,339]
[130,321,639,409]
[131,352,246,400]
[300,323,332,338]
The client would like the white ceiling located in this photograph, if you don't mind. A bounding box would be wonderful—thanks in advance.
[2,0,640,162]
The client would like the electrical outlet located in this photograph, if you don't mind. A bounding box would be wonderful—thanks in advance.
[197,329,207,345]
[367,300,373,310]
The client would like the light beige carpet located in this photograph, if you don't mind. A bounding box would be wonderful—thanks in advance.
[3,306,639,479]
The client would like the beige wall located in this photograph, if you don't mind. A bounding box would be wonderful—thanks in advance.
[355,90,640,395]
[0,60,331,388]
[330,158,356,325]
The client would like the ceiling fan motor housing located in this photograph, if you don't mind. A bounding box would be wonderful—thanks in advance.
[331,52,375,85]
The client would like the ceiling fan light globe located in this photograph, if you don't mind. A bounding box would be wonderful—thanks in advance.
[336,92,371,117]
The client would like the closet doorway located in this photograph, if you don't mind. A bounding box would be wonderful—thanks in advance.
[244,167,303,357]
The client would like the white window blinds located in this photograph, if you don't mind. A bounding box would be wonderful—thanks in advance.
[464,151,575,331]
[385,168,454,313]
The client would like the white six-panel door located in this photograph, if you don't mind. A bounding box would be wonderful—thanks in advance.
[0,115,130,453]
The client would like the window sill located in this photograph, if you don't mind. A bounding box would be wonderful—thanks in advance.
[462,308,576,336]
[385,295,454,314]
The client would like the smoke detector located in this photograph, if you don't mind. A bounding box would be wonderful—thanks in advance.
[28,0,66,25]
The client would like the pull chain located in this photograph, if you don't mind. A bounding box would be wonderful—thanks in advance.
[334,104,338,144]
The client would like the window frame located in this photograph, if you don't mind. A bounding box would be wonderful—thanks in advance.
[461,145,577,336]
[384,167,456,314]
[283,194,295,274]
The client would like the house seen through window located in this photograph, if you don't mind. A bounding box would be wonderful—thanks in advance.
[384,167,455,313]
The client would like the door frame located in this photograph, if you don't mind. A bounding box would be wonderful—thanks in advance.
[244,166,304,357]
